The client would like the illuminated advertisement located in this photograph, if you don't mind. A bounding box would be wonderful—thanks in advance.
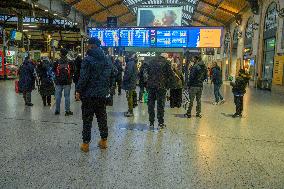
[137,7,182,27]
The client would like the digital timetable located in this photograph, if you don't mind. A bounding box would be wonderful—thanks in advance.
[88,27,223,48]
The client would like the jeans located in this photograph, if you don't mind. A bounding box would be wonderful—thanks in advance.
[116,78,122,95]
[187,87,203,115]
[214,84,223,103]
[234,95,244,115]
[42,95,51,106]
[147,88,166,124]
[23,92,31,104]
[81,97,108,143]
[170,88,182,108]
[55,85,71,112]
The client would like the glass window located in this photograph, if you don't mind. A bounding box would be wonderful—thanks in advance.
[245,17,254,39]
[263,38,276,80]
[264,2,277,31]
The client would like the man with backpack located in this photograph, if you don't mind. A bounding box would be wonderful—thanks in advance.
[184,56,208,118]
[76,37,112,152]
[54,48,74,116]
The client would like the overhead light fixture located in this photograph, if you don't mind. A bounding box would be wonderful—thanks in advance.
[34,4,38,7]
[23,29,29,32]
[23,23,30,26]
[53,13,58,16]
[45,9,49,12]
[28,25,38,28]
[22,0,26,1]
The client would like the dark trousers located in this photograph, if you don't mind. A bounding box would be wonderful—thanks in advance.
[115,79,122,95]
[42,95,51,106]
[170,88,182,108]
[187,87,203,115]
[234,95,243,115]
[213,84,223,103]
[81,97,108,143]
[139,85,145,101]
[147,88,166,124]
[23,92,31,104]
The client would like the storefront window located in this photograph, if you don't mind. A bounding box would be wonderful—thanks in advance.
[264,2,277,31]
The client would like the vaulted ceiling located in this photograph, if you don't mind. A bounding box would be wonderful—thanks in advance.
[66,0,250,26]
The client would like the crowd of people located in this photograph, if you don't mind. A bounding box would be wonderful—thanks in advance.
[17,37,251,153]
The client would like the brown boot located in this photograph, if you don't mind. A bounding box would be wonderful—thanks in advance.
[80,143,89,153]
[98,139,108,149]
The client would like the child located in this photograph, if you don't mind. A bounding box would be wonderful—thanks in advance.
[230,69,250,118]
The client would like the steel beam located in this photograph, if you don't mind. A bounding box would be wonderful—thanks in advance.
[198,0,237,16]
[70,0,82,6]
[88,0,124,17]
[194,10,225,25]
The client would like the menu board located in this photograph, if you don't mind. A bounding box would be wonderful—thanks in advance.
[89,28,119,47]
[88,27,223,48]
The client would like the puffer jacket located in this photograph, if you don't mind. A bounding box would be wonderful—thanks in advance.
[37,60,55,96]
[212,65,223,85]
[19,60,36,92]
[231,74,250,96]
[187,61,208,88]
[122,58,138,91]
[145,56,174,90]
[76,47,112,98]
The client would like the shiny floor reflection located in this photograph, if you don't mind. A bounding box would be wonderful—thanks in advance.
[0,81,284,188]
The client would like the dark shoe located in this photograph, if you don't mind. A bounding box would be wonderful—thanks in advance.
[47,103,51,106]
[158,123,166,129]
[80,143,89,153]
[184,113,191,118]
[196,114,202,118]
[26,103,33,106]
[55,111,60,115]
[232,113,242,118]
[65,111,73,116]
[124,111,134,117]
[149,122,154,127]
[118,92,121,96]
[43,103,47,107]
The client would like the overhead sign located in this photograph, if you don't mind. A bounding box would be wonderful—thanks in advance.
[136,52,156,57]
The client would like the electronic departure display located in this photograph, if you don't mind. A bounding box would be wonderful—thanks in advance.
[89,28,119,47]
[120,28,150,47]
[88,27,223,48]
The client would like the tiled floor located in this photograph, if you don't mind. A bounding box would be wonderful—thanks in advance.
[0,80,284,189]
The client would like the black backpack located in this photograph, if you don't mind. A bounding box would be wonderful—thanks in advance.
[56,62,71,85]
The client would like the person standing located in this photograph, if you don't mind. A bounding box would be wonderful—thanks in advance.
[54,48,74,116]
[76,37,112,152]
[18,55,36,106]
[145,53,174,128]
[138,61,147,103]
[37,58,55,106]
[73,54,82,101]
[114,58,123,95]
[230,69,250,118]
[211,62,225,105]
[184,56,208,118]
[122,53,138,117]
[169,62,184,108]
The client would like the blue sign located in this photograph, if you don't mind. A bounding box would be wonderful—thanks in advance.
[156,29,187,47]
[120,28,150,47]
[89,28,119,47]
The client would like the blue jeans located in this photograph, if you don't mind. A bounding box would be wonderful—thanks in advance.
[55,85,71,112]
[214,84,223,103]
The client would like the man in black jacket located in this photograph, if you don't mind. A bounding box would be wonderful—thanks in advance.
[54,48,74,116]
[185,56,208,118]
[114,58,123,95]
[76,37,112,152]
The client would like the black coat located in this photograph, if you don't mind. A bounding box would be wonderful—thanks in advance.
[37,60,55,96]
[73,56,82,84]
[19,60,35,92]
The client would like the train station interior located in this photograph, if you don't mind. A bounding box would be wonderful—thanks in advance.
[1,0,284,188]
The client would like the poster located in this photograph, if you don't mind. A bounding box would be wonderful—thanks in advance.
[137,7,182,27]
[273,55,284,85]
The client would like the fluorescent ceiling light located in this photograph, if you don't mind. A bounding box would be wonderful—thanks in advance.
[45,9,49,12]
[54,13,58,16]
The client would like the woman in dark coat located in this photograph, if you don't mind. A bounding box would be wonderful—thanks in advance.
[37,59,55,106]
[19,57,36,106]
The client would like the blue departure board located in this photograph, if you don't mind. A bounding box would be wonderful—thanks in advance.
[120,28,150,47]
[89,28,119,47]
[156,29,187,47]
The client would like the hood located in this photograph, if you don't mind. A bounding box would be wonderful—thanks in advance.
[87,47,105,61]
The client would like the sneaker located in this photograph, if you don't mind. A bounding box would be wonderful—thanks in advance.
[80,143,89,153]
[98,139,108,149]
[55,111,60,115]
[184,113,192,118]
[219,99,225,105]
[65,111,73,116]
[149,122,154,128]
[232,113,242,118]
[196,114,202,118]
[124,112,134,117]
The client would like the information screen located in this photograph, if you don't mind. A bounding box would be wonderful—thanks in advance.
[89,28,119,47]
[88,27,223,48]
[156,29,187,47]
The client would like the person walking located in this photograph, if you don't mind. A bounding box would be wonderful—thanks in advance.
[114,58,123,95]
[122,53,138,117]
[76,37,112,152]
[54,48,74,116]
[73,54,82,101]
[211,62,225,105]
[145,53,175,128]
[138,61,147,103]
[37,58,55,106]
[184,56,208,118]
[18,55,36,106]
[230,69,250,118]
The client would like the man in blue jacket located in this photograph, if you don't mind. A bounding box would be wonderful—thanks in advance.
[185,56,208,118]
[122,52,138,117]
[76,37,112,152]
[211,62,225,105]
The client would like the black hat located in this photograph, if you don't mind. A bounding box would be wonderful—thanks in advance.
[60,48,68,56]
[88,37,101,47]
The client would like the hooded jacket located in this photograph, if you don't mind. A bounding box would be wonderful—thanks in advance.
[231,73,250,96]
[187,61,208,88]
[212,65,223,85]
[19,60,36,92]
[122,58,138,91]
[76,47,112,98]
